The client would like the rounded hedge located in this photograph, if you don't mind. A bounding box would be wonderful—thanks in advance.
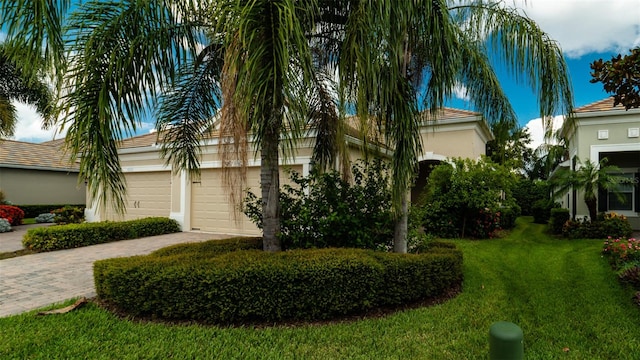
[94,238,463,324]
[23,217,181,251]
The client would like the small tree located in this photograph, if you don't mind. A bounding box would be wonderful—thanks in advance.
[549,158,628,222]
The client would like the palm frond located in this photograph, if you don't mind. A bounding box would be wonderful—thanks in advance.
[60,0,203,214]
[0,0,68,81]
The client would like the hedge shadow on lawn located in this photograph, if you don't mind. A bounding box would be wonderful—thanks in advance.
[94,238,463,326]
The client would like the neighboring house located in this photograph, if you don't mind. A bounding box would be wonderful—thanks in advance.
[0,139,86,205]
[86,108,492,235]
[556,97,640,230]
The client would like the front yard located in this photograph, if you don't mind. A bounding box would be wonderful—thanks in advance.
[1,217,639,359]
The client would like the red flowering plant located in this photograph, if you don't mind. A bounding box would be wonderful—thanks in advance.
[0,205,25,226]
[602,237,640,269]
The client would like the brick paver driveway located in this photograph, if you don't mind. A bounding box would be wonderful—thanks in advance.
[0,231,231,317]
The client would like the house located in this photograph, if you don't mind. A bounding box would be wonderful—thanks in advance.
[86,108,492,235]
[0,139,86,205]
[556,97,640,230]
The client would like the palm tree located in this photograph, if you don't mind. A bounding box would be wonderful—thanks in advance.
[550,158,628,222]
[2,0,574,253]
[0,43,53,138]
[324,0,574,251]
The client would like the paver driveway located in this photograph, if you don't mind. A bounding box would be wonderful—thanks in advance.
[0,231,232,317]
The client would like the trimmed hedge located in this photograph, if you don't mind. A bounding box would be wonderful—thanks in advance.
[16,204,85,218]
[23,217,181,251]
[549,208,570,235]
[94,238,463,324]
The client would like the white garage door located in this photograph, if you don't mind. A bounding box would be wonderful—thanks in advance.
[103,171,172,221]
[190,166,302,234]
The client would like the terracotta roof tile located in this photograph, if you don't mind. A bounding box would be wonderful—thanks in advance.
[574,97,625,113]
[0,140,79,171]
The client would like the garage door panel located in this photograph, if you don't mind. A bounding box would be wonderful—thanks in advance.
[191,166,302,234]
[103,171,171,221]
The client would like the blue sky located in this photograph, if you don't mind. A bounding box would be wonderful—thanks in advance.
[6,0,640,147]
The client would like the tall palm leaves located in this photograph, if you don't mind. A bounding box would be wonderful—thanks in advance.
[2,0,574,253]
[60,0,202,212]
[327,0,573,250]
[0,44,53,138]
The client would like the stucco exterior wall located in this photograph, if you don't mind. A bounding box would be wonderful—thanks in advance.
[420,128,487,160]
[563,106,640,229]
[0,167,85,205]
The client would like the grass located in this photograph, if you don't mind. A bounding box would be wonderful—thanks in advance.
[22,218,36,225]
[1,217,639,359]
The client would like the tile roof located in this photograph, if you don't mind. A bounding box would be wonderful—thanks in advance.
[574,97,624,113]
[0,140,79,171]
[117,107,484,149]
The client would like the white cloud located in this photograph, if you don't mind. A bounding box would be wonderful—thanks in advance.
[512,0,640,58]
[10,101,66,143]
[524,115,565,150]
[452,83,470,101]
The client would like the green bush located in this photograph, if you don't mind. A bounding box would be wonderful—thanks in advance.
[531,199,558,224]
[512,179,549,216]
[244,160,394,250]
[419,158,519,238]
[16,204,85,218]
[94,239,463,324]
[498,205,521,230]
[23,217,181,251]
[549,208,570,234]
[563,213,633,239]
[52,205,85,224]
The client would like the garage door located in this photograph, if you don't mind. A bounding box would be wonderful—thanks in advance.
[103,171,172,221]
[191,166,302,234]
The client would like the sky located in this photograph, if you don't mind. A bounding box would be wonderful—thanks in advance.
[5,0,640,147]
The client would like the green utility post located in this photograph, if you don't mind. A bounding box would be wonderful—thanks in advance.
[489,321,523,360]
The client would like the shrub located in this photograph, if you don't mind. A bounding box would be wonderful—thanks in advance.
[419,158,519,239]
[23,217,181,251]
[564,213,633,239]
[34,213,56,223]
[531,199,558,224]
[618,263,640,289]
[0,218,11,233]
[94,240,463,324]
[16,204,85,218]
[602,237,640,268]
[52,205,85,224]
[0,205,24,226]
[598,213,633,238]
[244,160,394,250]
[512,179,549,216]
[549,208,570,235]
[499,205,521,230]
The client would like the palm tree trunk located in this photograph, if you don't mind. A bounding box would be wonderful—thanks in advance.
[393,191,408,253]
[586,198,598,223]
[261,126,282,252]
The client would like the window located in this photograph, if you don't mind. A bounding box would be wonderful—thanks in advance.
[608,173,634,211]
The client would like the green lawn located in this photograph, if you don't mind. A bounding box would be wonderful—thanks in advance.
[1,217,639,359]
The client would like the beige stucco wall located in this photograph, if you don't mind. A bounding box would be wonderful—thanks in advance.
[573,112,640,160]
[565,109,640,229]
[419,128,487,160]
[0,167,85,205]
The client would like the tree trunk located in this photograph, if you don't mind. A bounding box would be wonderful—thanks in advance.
[261,127,281,252]
[585,198,597,223]
[393,191,408,253]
